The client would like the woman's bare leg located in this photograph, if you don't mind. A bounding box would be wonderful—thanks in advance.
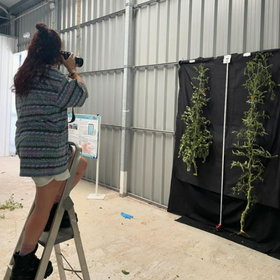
[19,180,65,255]
[54,157,88,203]
[72,157,88,187]
[20,157,88,254]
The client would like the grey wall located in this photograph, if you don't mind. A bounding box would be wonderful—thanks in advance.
[11,0,280,206]
[0,35,17,156]
[0,22,11,35]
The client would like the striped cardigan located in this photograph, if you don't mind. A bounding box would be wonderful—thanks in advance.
[15,68,88,177]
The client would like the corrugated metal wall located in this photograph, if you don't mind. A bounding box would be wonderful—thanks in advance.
[17,3,53,51]
[0,22,11,36]
[59,0,125,189]
[0,35,17,156]
[13,0,280,206]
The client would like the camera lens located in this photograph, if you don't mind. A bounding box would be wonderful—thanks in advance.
[60,51,84,67]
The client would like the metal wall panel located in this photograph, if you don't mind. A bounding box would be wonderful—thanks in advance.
[76,72,124,125]
[134,0,280,64]
[130,131,174,205]
[74,71,124,189]
[133,67,177,130]
[84,126,122,189]
[230,0,245,54]
[131,66,177,204]
[60,10,126,190]
[0,22,10,35]
[202,0,216,57]
[134,0,180,65]
[246,0,263,52]
[59,0,125,30]
[60,14,125,70]
[0,35,16,156]
[17,3,52,51]
[178,0,190,60]
[189,0,203,59]
[215,0,230,56]
[263,0,280,50]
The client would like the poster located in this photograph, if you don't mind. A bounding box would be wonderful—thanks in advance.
[68,113,100,159]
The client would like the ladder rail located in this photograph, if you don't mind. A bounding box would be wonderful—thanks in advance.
[54,244,67,280]
[68,207,90,280]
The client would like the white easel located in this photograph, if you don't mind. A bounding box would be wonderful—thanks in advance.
[87,114,105,200]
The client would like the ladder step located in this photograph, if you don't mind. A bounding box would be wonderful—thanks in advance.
[39,227,74,246]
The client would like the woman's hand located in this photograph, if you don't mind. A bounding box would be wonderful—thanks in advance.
[62,53,77,74]
[61,53,86,86]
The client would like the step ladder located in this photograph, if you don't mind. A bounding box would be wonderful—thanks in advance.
[4,143,91,280]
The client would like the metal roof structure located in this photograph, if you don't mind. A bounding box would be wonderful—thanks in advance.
[0,0,43,25]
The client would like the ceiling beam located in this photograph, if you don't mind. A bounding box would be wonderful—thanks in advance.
[0,1,8,9]
[9,0,43,15]
[0,2,9,15]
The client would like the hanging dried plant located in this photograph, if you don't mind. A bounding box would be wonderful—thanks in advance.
[178,64,212,176]
[232,52,278,234]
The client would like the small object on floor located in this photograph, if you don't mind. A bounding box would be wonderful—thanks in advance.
[121,270,130,275]
[121,212,134,219]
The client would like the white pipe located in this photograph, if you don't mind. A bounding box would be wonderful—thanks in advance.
[218,55,231,228]
[119,0,134,196]
[95,115,101,195]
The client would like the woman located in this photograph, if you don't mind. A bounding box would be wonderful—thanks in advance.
[11,23,88,279]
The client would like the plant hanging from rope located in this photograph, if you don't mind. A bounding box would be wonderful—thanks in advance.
[232,52,278,235]
[178,64,212,176]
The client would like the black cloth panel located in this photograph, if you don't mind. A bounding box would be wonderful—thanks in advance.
[169,177,280,259]
[168,49,280,258]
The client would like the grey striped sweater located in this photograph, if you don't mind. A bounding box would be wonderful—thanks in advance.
[15,68,88,177]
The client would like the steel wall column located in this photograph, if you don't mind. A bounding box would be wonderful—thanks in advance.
[119,0,135,196]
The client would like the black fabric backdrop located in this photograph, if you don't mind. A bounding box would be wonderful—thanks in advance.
[167,49,280,259]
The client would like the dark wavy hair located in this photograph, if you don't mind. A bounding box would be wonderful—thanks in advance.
[14,23,62,96]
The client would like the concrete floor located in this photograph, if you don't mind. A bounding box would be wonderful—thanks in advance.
[0,156,279,280]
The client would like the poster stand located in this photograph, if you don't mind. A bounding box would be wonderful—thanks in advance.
[68,113,105,200]
[87,115,105,200]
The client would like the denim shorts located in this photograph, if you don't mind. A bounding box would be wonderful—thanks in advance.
[32,169,70,187]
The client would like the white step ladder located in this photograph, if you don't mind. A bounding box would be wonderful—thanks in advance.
[4,143,91,280]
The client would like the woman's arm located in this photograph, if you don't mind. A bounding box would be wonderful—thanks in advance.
[62,53,86,85]
[56,53,88,108]
[68,70,85,84]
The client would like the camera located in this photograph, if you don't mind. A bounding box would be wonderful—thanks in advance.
[60,51,84,67]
